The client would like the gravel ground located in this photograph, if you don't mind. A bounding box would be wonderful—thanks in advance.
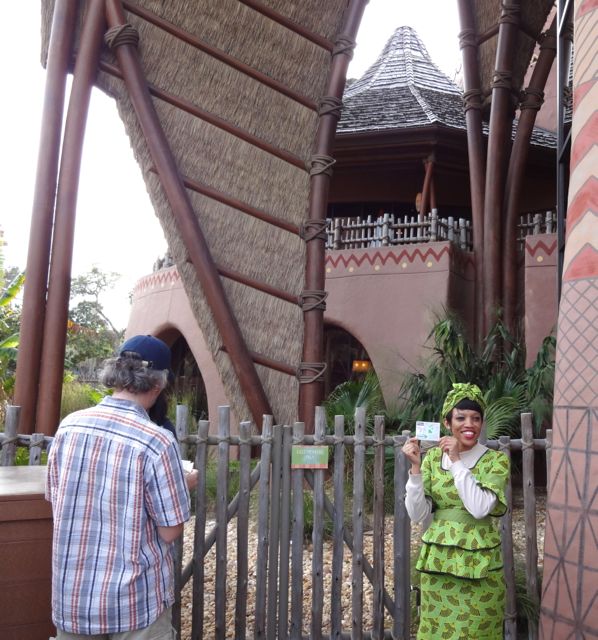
[179,489,546,638]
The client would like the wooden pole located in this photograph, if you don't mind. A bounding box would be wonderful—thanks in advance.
[456,0,486,345]
[419,157,434,218]
[104,0,272,428]
[13,0,78,434]
[36,0,106,436]
[503,20,557,334]
[298,0,368,432]
[482,1,520,333]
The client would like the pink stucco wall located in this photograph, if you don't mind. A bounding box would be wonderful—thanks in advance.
[127,239,559,419]
[523,234,558,366]
[126,267,236,428]
[323,242,475,404]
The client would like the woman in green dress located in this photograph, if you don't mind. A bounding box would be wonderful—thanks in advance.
[403,383,510,639]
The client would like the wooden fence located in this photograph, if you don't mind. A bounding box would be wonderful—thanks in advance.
[325,209,556,253]
[1,405,549,639]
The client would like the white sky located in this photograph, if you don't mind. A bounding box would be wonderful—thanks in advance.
[0,1,460,329]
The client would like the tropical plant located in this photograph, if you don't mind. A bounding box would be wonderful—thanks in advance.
[394,312,555,438]
[0,270,25,413]
[323,369,384,434]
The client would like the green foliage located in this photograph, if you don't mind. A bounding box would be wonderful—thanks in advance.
[324,370,384,434]
[203,459,258,511]
[60,373,105,419]
[66,267,123,369]
[301,489,334,541]
[0,267,25,413]
[394,312,555,438]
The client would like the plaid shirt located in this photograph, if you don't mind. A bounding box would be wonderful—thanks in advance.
[46,396,190,634]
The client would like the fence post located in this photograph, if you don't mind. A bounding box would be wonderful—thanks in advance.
[499,436,517,639]
[176,404,189,460]
[430,208,438,241]
[311,407,327,639]
[290,421,305,639]
[393,430,411,639]
[331,415,345,639]
[266,424,283,640]
[447,216,454,242]
[521,413,539,640]
[254,415,274,639]
[1,405,20,466]
[278,425,293,639]
[459,218,467,249]
[191,419,210,640]
[372,416,386,640]
[28,433,45,465]
[235,421,253,640]
[352,407,366,640]
[545,210,554,234]
[382,213,390,247]
[333,217,342,250]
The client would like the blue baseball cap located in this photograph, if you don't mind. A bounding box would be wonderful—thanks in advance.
[119,335,173,380]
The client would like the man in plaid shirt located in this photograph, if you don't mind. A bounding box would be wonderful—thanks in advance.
[46,335,198,639]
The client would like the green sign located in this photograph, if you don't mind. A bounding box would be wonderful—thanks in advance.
[291,445,329,469]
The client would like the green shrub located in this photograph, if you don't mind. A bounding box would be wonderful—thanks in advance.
[60,374,105,419]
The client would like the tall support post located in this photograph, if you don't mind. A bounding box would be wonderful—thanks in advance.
[482,0,520,333]
[556,2,574,300]
[503,20,557,334]
[457,0,486,345]
[13,0,78,434]
[419,156,434,218]
[36,1,107,436]
[103,0,272,428]
[297,0,368,432]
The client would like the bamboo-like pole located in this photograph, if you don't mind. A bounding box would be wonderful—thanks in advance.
[36,1,106,436]
[298,0,368,432]
[482,1,520,333]
[13,0,78,435]
[503,20,557,333]
[456,0,486,344]
[419,157,434,217]
[104,0,272,428]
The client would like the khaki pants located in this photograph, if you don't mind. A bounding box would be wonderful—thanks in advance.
[54,607,176,640]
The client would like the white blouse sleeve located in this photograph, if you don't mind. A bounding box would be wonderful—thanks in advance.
[405,472,432,524]
[450,460,498,519]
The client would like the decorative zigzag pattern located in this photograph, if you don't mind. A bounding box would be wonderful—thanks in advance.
[132,267,180,295]
[325,245,451,269]
[541,2,598,635]
[525,238,557,257]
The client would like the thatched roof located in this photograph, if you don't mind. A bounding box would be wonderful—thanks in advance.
[472,0,555,106]
[338,25,556,148]
[41,0,349,426]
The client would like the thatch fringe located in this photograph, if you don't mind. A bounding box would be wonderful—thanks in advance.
[40,0,345,425]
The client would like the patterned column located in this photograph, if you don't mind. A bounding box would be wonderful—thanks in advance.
[540,1,598,637]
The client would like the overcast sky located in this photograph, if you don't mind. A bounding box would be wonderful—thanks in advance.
[0,1,460,329]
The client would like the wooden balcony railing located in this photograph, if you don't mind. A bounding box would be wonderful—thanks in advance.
[325,209,556,252]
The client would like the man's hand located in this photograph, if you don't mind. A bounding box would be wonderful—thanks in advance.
[185,469,199,491]
[439,436,460,462]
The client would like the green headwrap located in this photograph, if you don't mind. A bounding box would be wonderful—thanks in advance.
[441,382,485,422]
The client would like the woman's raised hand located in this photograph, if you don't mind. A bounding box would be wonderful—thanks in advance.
[402,436,422,472]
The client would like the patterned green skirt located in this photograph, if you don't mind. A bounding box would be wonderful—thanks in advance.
[417,571,505,639]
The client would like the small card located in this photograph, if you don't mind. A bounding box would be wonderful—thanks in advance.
[181,459,194,473]
[415,421,441,442]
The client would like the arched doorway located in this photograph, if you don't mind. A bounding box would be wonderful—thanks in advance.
[324,323,374,398]
[158,329,208,421]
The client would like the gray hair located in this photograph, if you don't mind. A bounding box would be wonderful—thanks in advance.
[100,353,169,393]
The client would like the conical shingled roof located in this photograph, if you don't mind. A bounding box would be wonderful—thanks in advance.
[339,25,464,133]
[338,25,556,148]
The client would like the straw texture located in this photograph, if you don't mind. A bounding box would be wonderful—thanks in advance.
[40,0,348,425]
